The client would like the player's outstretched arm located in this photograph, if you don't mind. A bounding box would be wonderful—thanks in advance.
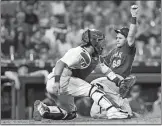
[127,5,139,46]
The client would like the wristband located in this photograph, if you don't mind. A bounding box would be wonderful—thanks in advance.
[107,72,116,80]
[55,75,61,83]
[131,17,136,24]
[106,72,121,86]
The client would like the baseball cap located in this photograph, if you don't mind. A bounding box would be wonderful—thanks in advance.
[114,27,129,38]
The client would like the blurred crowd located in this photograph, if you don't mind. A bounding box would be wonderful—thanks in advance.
[1,0,161,65]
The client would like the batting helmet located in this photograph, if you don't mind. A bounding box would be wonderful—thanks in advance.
[82,29,105,55]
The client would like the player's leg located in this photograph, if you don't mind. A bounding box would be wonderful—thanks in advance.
[65,76,129,119]
[90,77,119,118]
[90,102,107,119]
[97,75,136,116]
[90,77,133,118]
[91,77,120,94]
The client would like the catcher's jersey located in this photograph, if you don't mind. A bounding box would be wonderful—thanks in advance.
[60,46,91,69]
[52,46,109,80]
[72,57,99,79]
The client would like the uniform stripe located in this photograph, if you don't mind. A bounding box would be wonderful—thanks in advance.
[80,52,91,65]
[98,95,104,105]
[89,85,95,97]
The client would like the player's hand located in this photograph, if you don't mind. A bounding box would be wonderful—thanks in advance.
[53,82,60,95]
[130,5,139,17]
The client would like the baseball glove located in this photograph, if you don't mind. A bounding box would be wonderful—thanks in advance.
[119,75,137,98]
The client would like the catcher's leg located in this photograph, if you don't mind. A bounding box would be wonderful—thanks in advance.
[34,74,77,121]
[42,92,57,106]
[33,100,66,121]
[46,72,77,113]
[33,100,77,121]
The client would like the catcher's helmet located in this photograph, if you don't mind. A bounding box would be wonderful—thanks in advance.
[82,29,105,55]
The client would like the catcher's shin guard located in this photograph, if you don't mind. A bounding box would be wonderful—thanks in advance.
[43,112,65,120]
[119,75,136,98]
[43,108,77,120]
[62,111,77,120]
[46,106,68,120]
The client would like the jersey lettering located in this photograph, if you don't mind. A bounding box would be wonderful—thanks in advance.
[111,51,122,68]
[112,59,121,68]
[112,51,123,59]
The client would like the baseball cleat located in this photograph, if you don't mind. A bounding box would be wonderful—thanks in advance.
[33,100,49,121]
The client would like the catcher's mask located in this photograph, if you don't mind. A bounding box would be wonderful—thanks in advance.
[82,29,106,55]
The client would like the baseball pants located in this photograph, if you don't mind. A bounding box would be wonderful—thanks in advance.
[90,76,133,118]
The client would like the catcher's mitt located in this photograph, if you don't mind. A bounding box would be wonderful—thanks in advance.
[119,75,137,98]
